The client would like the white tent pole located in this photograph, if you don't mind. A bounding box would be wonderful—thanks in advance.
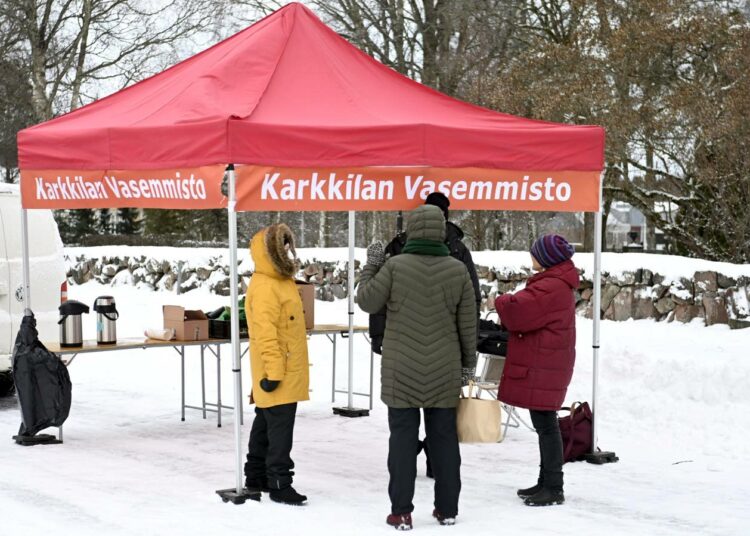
[20,208,31,314]
[227,165,244,494]
[591,199,603,454]
[347,210,355,408]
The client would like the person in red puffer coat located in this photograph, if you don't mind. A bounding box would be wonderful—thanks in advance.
[494,234,579,508]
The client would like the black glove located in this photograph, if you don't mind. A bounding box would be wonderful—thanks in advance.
[260,378,280,392]
[461,367,475,386]
[366,241,385,268]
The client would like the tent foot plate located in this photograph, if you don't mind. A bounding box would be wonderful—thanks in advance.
[13,434,62,446]
[585,451,619,464]
[333,407,369,418]
[216,488,261,504]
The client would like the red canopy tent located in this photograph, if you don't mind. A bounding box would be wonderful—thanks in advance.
[17,2,609,503]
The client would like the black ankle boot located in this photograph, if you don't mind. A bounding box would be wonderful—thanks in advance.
[524,488,565,507]
[269,486,308,505]
[516,483,543,499]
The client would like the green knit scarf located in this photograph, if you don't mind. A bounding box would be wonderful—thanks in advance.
[402,238,450,256]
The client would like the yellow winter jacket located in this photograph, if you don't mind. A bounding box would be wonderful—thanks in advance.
[245,224,309,408]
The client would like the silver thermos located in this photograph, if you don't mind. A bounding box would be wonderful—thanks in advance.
[58,300,89,347]
[93,296,118,345]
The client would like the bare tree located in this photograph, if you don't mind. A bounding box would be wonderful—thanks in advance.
[3,0,222,121]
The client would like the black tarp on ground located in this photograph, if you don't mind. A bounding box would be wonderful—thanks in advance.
[12,313,72,440]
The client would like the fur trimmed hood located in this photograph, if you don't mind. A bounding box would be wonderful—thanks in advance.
[250,223,298,279]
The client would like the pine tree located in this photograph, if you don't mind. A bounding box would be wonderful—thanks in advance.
[115,208,142,234]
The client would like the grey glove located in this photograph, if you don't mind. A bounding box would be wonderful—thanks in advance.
[461,367,476,386]
[366,241,385,268]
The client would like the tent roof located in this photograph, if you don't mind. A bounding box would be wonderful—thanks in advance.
[18,2,604,172]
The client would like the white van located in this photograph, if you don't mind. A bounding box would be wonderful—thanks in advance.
[0,183,67,395]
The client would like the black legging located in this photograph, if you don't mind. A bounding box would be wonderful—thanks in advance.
[529,409,564,492]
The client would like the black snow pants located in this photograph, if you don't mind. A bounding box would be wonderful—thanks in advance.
[388,407,461,517]
[529,409,564,492]
[244,402,297,490]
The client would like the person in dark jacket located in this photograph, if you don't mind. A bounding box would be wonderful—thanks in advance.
[368,192,481,479]
[358,205,477,530]
[369,192,481,355]
[494,234,579,507]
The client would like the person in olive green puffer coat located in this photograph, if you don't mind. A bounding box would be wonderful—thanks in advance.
[357,204,477,528]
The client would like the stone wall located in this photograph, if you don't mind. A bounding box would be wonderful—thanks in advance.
[66,253,750,329]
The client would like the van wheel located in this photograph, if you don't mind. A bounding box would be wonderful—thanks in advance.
[0,373,16,397]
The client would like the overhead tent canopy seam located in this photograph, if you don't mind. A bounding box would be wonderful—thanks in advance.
[16,2,606,499]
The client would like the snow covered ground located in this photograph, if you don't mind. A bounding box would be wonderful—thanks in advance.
[2,277,750,535]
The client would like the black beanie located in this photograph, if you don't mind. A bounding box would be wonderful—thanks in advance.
[425,192,450,220]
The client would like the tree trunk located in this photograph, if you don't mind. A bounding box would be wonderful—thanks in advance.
[69,0,93,111]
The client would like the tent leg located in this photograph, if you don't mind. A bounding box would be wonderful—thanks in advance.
[333,211,369,418]
[585,206,618,465]
[216,165,261,504]
[21,208,31,314]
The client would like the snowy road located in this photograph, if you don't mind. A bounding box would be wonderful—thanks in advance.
[1,281,749,535]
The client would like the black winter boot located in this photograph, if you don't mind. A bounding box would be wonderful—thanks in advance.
[516,483,543,499]
[269,486,308,505]
[523,488,565,507]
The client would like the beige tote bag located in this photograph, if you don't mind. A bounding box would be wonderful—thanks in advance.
[456,382,503,443]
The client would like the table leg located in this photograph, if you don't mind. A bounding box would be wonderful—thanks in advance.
[181,346,185,422]
[217,344,222,428]
[369,346,374,411]
[331,333,337,403]
[201,345,207,419]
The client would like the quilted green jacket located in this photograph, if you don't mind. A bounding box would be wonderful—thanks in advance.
[357,205,477,408]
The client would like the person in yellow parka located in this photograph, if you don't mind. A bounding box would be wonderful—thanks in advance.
[244,223,309,506]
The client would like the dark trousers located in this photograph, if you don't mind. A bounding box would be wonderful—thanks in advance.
[244,403,297,490]
[388,407,461,516]
[529,409,564,492]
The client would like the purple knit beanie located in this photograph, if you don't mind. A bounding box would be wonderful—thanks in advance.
[530,234,575,268]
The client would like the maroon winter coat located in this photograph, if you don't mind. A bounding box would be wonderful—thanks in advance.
[494,260,579,411]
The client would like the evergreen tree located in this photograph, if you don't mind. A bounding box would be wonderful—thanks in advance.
[115,208,142,234]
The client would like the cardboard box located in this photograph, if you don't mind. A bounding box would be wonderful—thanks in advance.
[295,280,315,330]
[163,305,209,341]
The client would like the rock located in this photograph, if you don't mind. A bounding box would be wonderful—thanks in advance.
[480,284,492,297]
[632,287,658,320]
[581,288,593,301]
[487,271,496,283]
[303,263,320,278]
[702,293,729,326]
[652,273,665,285]
[135,281,155,291]
[132,267,148,285]
[145,273,161,287]
[669,282,693,305]
[600,284,621,312]
[207,271,230,295]
[330,284,347,300]
[316,285,334,302]
[196,266,214,281]
[729,318,750,330]
[91,261,103,277]
[654,296,675,315]
[112,270,134,287]
[652,284,670,300]
[640,269,654,286]
[157,272,177,291]
[694,271,718,293]
[145,258,163,274]
[670,304,704,323]
[127,256,144,272]
[179,273,200,293]
[102,264,119,277]
[717,273,737,289]
[577,300,593,319]
[94,274,111,285]
[614,271,637,285]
